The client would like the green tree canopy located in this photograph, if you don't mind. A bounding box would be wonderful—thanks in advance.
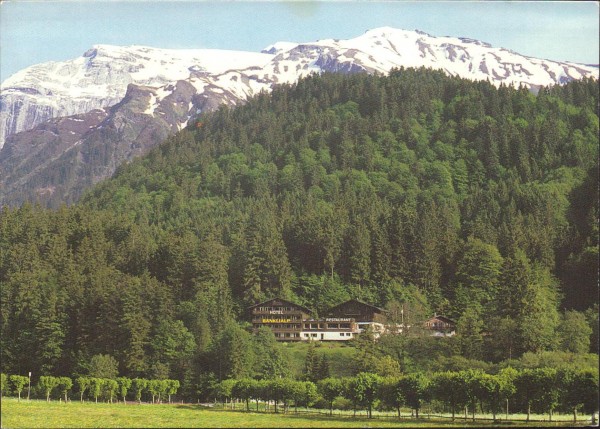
[88,355,119,380]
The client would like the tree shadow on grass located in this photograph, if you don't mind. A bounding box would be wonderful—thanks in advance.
[171,405,532,426]
[172,405,372,424]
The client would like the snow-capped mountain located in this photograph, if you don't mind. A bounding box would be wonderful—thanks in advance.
[2,27,598,148]
[0,45,272,148]
[1,27,598,207]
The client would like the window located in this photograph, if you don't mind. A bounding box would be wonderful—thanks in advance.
[311,333,317,337]
[339,333,345,336]
[304,333,309,337]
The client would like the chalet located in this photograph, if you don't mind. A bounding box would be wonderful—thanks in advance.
[249,298,365,341]
[248,298,312,341]
[423,314,456,337]
[325,299,388,336]
[300,317,359,341]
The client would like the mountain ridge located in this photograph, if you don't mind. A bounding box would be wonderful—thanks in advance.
[1,27,598,207]
[3,27,598,147]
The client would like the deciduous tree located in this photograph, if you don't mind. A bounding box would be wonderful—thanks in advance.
[398,372,429,418]
[0,373,6,398]
[348,372,381,418]
[76,377,91,402]
[89,378,104,403]
[317,377,343,416]
[116,377,132,404]
[38,375,59,402]
[58,376,72,402]
[131,378,148,403]
[558,310,592,354]
[88,354,118,379]
[9,375,28,401]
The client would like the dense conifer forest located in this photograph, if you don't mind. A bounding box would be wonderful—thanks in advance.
[1,69,598,400]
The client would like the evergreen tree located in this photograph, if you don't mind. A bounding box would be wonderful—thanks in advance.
[453,237,503,316]
[302,342,319,382]
[518,265,561,353]
[212,323,254,381]
[558,310,592,354]
[456,306,485,360]
[253,326,290,380]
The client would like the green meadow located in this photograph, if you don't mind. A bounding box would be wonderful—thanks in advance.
[282,341,357,378]
[1,398,589,428]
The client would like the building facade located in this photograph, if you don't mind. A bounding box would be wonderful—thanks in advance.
[423,314,456,336]
[249,298,364,341]
[300,317,359,341]
[248,298,311,341]
[325,299,388,337]
[248,298,458,341]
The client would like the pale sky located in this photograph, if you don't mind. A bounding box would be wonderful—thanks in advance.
[1,1,599,81]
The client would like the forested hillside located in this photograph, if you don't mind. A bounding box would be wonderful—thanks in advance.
[1,69,598,396]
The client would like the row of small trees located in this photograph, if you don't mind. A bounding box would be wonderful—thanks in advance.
[214,367,598,422]
[0,374,179,404]
[2,368,597,422]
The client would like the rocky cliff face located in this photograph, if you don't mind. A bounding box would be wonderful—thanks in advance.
[0,81,200,206]
[1,27,598,207]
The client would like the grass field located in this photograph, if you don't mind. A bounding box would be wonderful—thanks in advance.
[282,341,357,378]
[1,398,591,428]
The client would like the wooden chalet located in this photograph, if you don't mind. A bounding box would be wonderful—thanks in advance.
[248,297,393,341]
[325,299,388,324]
[423,314,456,336]
[325,299,388,337]
[248,298,312,341]
[300,318,358,341]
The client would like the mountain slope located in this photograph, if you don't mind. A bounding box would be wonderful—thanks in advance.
[1,27,598,207]
[1,71,597,379]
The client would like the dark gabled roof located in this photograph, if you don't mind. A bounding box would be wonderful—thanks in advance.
[247,297,312,314]
[326,298,388,314]
[424,315,456,325]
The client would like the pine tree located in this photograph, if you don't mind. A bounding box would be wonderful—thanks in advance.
[253,326,289,380]
[302,342,319,382]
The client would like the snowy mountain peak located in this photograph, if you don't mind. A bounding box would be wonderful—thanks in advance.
[364,26,423,38]
[1,27,598,149]
[261,42,299,55]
